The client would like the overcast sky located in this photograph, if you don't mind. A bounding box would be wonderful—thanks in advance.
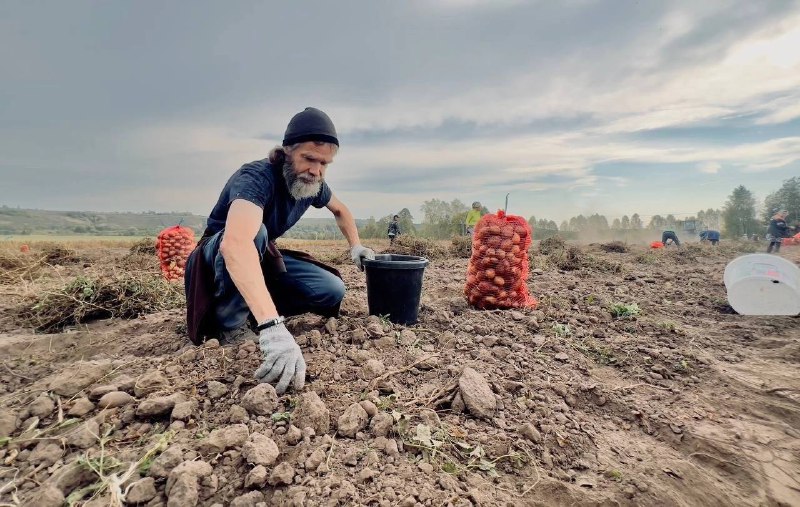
[2,0,800,223]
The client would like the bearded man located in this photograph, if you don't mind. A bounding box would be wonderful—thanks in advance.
[185,107,375,394]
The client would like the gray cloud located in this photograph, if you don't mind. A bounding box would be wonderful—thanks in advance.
[1,0,800,222]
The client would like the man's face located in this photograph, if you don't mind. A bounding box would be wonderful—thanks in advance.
[283,142,335,199]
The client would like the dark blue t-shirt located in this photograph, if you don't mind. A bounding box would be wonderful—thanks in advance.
[205,159,332,239]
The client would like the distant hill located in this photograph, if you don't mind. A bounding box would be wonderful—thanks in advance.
[0,206,370,239]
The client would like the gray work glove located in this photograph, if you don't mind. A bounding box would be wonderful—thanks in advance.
[350,244,376,271]
[254,323,306,394]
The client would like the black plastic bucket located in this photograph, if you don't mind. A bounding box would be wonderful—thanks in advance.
[363,254,429,325]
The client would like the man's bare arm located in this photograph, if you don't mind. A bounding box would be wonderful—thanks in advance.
[326,195,360,247]
[219,199,279,323]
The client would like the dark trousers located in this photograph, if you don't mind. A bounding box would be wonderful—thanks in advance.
[661,231,680,246]
[767,240,782,253]
[201,225,345,331]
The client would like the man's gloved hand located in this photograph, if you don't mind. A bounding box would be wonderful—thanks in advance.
[254,323,306,394]
[350,244,376,271]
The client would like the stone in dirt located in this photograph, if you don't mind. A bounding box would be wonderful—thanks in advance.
[97,391,134,409]
[361,359,386,380]
[451,392,465,413]
[242,432,280,466]
[228,404,249,423]
[269,462,296,486]
[359,400,378,417]
[356,467,377,483]
[458,368,496,419]
[292,391,330,434]
[134,370,170,398]
[206,380,228,400]
[337,403,369,438]
[113,374,136,393]
[230,491,265,507]
[325,317,338,334]
[47,360,112,397]
[29,441,64,466]
[67,419,100,449]
[241,383,278,416]
[201,424,249,453]
[286,424,302,445]
[88,384,118,400]
[166,474,199,507]
[0,410,18,437]
[370,412,393,437]
[135,393,187,418]
[244,465,268,488]
[419,408,441,428]
[67,398,94,417]
[149,444,185,478]
[366,319,385,336]
[46,462,96,495]
[171,401,195,421]
[519,423,542,443]
[28,394,56,419]
[165,460,213,507]
[305,447,326,471]
[27,484,64,507]
[125,477,157,504]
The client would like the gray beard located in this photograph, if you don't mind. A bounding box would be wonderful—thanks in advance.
[282,159,322,200]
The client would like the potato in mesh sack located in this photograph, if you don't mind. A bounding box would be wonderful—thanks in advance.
[464,210,537,309]
[156,225,196,281]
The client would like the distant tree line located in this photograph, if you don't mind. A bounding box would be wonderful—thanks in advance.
[722,177,800,238]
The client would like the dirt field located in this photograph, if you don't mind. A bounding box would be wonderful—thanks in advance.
[0,238,798,506]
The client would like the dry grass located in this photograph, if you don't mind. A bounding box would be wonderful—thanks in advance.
[599,241,629,253]
[384,235,449,260]
[15,272,185,332]
[128,237,157,256]
[539,236,567,255]
[449,236,472,258]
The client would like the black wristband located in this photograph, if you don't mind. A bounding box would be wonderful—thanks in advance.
[256,316,285,332]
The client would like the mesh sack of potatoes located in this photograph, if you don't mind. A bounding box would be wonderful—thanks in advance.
[156,225,196,281]
[464,210,537,309]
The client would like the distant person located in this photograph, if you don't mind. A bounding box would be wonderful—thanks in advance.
[699,229,720,245]
[766,209,789,253]
[184,107,375,394]
[465,201,482,236]
[661,230,681,247]
[387,215,400,245]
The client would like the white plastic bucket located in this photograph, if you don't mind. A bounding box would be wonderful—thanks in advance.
[723,254,800,315]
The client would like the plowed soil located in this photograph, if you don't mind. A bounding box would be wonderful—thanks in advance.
[0,239,798,507]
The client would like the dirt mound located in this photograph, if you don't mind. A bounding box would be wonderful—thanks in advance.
[15,272,185,332]
[539,235,566,255]
[40,242,81,264]
[129,237,157,256]
[449,235,471,258]
[1,241,799,506]
[0,251,27,271]
[385,235,448,259]
[599,241,628,253]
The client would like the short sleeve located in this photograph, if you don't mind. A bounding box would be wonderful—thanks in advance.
[311,181,332,208]
[227,170,269,210]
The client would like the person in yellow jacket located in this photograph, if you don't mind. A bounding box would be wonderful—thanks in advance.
[465,201,482,236]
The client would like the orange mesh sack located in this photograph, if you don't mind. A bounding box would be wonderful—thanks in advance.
[464,210,537,309]
[156,225,196,281]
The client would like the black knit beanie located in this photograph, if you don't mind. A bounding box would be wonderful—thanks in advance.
[282,107,339,147]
